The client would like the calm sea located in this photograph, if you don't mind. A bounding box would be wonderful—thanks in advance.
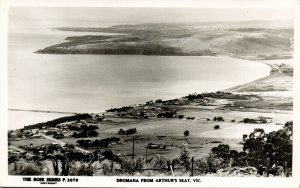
[8,30,270,130]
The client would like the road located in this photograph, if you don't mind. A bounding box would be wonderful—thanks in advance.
[39,133,90,153]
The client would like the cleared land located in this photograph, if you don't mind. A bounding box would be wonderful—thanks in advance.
[35,21,293,60]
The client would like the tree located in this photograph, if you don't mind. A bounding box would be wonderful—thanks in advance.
[179,147,190,170]
[9,159,43,175]
[184,130,189,136]
[214,125,220,129]
[87,130,99,137]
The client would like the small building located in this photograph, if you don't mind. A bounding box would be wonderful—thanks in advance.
[31,134,42,139]
[147,143,159,149]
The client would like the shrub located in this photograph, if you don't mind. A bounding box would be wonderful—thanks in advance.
[157,111,176,118]
[73,130,99,138]
[185,93,204,100]
[8,159,43,175]
[177,115,184,119]
[148,155,168,171]
[118,128,137,135]
[179,148,190,170]
[214,125,220,129]
[213,117,224,122]
[184,130,190,136]
[122,157,145,174]
[69,161,93,176]
[194,154,224,175]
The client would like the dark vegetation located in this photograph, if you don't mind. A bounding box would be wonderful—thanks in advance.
[36,42,187,56]
[176,115,184,119]
[106,106,133,112]
[157,111,176,118]
[53,132,64,139]
[72,124,99,138]
[213,116,225,122]
[72,130,99,138]
[118,128,137,135]
[184,91,252,101]
[76,137,121,148]
[240,118,267,124]
[211,121,293,176]
[69,124,98,131]
[22,114,92,130]
[184,130,190,136]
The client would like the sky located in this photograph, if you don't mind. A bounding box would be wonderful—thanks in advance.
[9,7,294,29]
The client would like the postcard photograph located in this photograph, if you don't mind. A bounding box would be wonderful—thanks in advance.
[1,0,299,187]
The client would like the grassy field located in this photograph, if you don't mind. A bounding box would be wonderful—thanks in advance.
[10,105,291,159]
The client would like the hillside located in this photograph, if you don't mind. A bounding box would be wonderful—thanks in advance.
[35,22,294,60]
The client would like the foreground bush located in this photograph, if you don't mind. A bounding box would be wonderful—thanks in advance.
[8,159,46,175]
[210,121,293,176]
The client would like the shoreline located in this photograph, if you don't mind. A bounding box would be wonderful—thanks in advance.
[223,61,278,92]
[8,56,288,131]
[8,56,293,171]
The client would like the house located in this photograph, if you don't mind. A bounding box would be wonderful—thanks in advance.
[31,134,43,139]
[147,143,159,149]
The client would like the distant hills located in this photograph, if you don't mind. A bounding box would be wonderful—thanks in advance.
[36,21,293,60]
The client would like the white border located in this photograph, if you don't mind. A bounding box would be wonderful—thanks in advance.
[0,0,299,187]
[4,0,298,8]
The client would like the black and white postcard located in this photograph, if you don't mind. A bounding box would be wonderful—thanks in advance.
[0,0,299,187]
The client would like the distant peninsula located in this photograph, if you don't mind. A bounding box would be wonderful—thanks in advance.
[35,22,293,60]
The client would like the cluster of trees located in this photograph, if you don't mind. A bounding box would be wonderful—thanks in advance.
[45,131,57,136]
[184,92,251,101]
[72,124,99,138]
[241,118,267,124]
[53,132,64,139]
[185,93,204,101]
[76,137,121,148]
[161,99,181,105]
[157,111,176,118]
[175,115,184,119]
[23,114,92,130]
[210,121,293,176]
[213,116,224,122]
[72,130,99,138]
[106,106,133,112]
[69,124,98,131]
[202,91,250,100]
[118,128,137,135]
